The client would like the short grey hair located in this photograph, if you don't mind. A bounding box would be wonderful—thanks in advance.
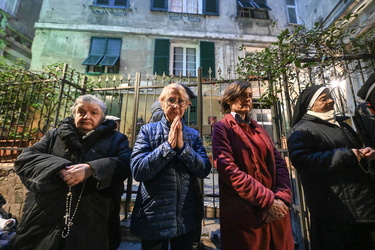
[70,94,107,118]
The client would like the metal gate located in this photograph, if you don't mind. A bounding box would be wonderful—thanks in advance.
[0,64,86,162]
[2,58,374,249]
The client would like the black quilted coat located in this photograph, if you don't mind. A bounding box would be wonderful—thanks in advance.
[12,117,131,250]
[287,114,375,222]
[130,116,211,240]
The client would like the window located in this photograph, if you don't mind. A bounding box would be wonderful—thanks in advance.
[170,0,200,14]
[171,44,199,77]
[252,109,274,139]
[286,0,298,24]
[151,0,219,15]
[93,0,129,7]
[82,38,122,74]
[153,40,215,78]
[237,0,271,19]
[0,0,20,15]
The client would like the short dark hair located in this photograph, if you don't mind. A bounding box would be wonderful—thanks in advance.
[219,80,252,114]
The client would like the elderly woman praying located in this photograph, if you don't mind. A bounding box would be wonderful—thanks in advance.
[130,83,211,250]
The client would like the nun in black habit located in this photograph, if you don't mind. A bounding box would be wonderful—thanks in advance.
[287,85,375,250]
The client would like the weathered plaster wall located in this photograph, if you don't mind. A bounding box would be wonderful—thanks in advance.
[296,0,375,30]
[30,0,292,73]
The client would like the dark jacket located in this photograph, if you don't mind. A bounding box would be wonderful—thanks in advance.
[12,117,131,250]
[354,102,375,148]
[148,101,164,123]
[130,116,211,240]
[287,114,375,222]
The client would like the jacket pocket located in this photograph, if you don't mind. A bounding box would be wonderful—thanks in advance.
[137,195,157,217]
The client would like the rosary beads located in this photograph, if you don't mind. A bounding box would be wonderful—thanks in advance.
[61,181,86,238]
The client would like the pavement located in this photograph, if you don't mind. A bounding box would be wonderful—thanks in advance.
[117,218,221,250]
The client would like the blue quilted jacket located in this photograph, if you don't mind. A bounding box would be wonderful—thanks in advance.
[130,116,211,240]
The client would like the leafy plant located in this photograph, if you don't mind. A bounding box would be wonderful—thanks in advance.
[236,11,375,107]
[0,58,95,141]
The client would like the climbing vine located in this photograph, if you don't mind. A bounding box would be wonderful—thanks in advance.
[237,10,375,107]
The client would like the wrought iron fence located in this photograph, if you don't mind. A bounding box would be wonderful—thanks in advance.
[2,58,374,249]
[0,64,86,162]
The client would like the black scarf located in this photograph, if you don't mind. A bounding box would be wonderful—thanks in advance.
[57,117,116,162]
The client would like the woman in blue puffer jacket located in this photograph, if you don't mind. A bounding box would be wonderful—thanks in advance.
[130,83,211,250]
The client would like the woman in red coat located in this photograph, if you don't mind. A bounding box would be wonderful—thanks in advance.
[212,81,294,250]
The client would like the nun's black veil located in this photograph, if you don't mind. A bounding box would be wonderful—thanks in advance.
[357,73,375,108]
[290,85,325,127]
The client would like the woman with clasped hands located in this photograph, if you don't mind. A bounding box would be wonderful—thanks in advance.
[212,81,294,250]
[130,83,211,250]
[12,94,131,250]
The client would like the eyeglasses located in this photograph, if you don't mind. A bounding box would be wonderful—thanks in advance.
[238,92,253,99]
[165,97,188,107]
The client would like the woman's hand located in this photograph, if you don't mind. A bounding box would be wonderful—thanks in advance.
[176,119,184,150]
[359,147,375,161]
[352,148,364,162]
[60,164,93,187]
[262,199,289,223]
[168,116,184,149]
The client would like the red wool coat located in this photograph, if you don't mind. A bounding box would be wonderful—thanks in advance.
[212,114,294,250]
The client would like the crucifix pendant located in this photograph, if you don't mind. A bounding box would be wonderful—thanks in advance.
[64,214,70,225]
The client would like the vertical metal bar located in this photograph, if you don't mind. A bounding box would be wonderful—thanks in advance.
[197,67,203,136]
[124,72,141,220]
[53,63,68,128]
[131,72,141,147]
[282,72,293,131]
[345,60,358,106]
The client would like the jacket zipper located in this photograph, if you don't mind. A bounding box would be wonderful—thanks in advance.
[176,161,181,236]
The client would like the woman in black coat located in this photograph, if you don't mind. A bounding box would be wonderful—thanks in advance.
[12,94,131,250]
[288,85,375,250]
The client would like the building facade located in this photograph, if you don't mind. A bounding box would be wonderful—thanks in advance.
[30,0,297,79]
[295,0,375,119]
[0,0,43,67]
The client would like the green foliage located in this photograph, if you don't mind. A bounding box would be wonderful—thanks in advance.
[236,11,375,106]
[0,59,90,140]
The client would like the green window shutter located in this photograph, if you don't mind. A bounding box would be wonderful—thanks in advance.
[82,38,106,65]
[106,39,122,55]
[154,39,170,75]
[203,0,219,15]
[151,0,168,11]
[100,55,119,66]
[98,38,121,66]
[90,38,107,54]
[200,41,215,78]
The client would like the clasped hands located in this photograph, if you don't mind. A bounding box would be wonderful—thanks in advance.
[262,199,289,223]
[168,115,184,150]
[352,147,375,162]
[60,164,93,187]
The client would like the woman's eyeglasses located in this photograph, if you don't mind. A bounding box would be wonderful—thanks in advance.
[165,98,188,107]
[238,93,253,99]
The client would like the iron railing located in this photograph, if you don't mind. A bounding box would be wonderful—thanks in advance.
[2,57,375,249]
